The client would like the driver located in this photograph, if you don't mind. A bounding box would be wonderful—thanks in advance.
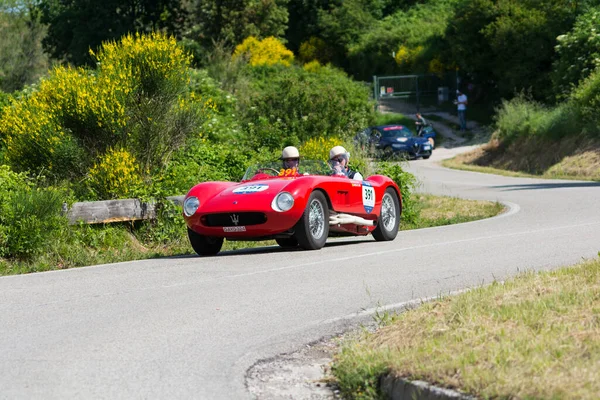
[280,146,300,169]
[329,146,363,181]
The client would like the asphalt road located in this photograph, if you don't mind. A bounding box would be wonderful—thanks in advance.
[2,148,600,399]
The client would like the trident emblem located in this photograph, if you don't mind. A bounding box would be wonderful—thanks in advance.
[230,214,240,226]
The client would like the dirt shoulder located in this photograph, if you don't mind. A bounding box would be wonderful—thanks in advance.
[446,135,600,181]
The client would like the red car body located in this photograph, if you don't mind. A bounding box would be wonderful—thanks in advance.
[182,161,402,255]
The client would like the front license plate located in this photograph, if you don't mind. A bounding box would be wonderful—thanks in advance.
[423,145,431,150]
[223,226,246,232]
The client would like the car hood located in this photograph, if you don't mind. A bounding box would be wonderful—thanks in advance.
[218,178,296,198]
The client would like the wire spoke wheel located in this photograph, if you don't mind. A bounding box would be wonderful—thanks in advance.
[380,192,397,231]
[308,199,325,240]
[372,188,401,241]
[295,191,329,250]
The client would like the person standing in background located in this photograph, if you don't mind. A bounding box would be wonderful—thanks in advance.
[456,89,468,132]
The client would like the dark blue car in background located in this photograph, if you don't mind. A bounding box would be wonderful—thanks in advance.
[356,125,433,160]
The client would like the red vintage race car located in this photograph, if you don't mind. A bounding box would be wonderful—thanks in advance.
[182,160,402,256]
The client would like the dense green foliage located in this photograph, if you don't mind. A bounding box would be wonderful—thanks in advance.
[444,0,582,101]
[237,64,374,148]
[494,95,580,143]
[0,165,68,259]
[375,161,418,225]
[0,0,48,91]
[39,0,186,66]
[348,0,457,79]
[553,8,600,99]
[188,0,289,53]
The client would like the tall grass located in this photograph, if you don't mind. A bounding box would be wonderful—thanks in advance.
[494,95,581,143]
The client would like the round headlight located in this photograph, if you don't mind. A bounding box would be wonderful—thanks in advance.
[183,196,200,217]
[274,192,294,212]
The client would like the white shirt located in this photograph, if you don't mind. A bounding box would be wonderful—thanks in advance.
[457,94,467,111]
[352,172,364,181]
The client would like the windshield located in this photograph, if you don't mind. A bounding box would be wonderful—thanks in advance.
[242,160,332,181]
[378,126,413,138]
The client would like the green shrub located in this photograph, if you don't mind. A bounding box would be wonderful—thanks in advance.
[238,64,374,149]
[135,200,186,245]
[151,138,262,196]
[375,162,418,226]
[552,8,600,99]
[494,95,580,143]
[570,68,600,135]
[0,186,67,259]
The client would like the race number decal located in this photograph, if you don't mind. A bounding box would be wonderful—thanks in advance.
[362,182,375,213]
[232,184,269,194]
[278,167,297,176]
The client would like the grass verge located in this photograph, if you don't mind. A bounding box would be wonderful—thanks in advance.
[402,194,504,230]
[0,195,503,276]
[331,256,600,399]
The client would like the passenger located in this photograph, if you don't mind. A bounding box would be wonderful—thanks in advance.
[329,146,363,181]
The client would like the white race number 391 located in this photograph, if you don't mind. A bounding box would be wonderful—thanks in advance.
[362,183,375,213]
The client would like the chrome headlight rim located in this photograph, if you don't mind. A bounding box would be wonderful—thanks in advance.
[183,196,200,217]
[271,191,294,212]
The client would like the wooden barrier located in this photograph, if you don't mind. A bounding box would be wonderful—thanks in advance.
[64,195,185,225]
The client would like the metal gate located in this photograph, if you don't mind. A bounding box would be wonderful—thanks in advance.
[373,72,458,112]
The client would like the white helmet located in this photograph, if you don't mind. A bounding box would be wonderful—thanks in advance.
[329,145,349,161]
[281,146,300,159]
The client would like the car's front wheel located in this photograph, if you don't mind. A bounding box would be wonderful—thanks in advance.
[294,191,329,250]
[372,188,401,241]
[188,228,224,256]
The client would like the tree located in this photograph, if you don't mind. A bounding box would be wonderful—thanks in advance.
[188,0,289,50]
[38,0,187,66]
[444,0,582,100]
[553,7,600,99]
[0,0,48,91]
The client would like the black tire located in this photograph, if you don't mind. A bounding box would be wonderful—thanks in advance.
[294,191,329,250]
[422,155,431,159]
[276,237,298,248]
[188,228,224,256]
[372,188,401,241]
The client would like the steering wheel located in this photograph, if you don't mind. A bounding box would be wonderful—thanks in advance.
[256,168,280,176]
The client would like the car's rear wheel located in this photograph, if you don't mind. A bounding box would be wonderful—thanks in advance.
[372,188,401,241]
[294,191,329,250]
[188,228,224,256]
[276,237,298,248]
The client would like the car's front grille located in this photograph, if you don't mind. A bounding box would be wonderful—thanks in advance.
[202,212,267,227]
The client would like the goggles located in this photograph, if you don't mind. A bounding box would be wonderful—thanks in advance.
[283,158,299,167]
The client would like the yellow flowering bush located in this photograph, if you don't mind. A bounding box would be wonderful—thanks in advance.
[233,36,294,67]
[300,136,371,177]
[0,32,215,198]
[87,148,143,199]
[298,37,328,63]
[94,32,191,98]
[394,45,424,70]
[299,136,343,161]
[303,60,323,73]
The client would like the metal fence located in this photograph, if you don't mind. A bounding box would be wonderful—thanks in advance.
[373,72,459,112]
